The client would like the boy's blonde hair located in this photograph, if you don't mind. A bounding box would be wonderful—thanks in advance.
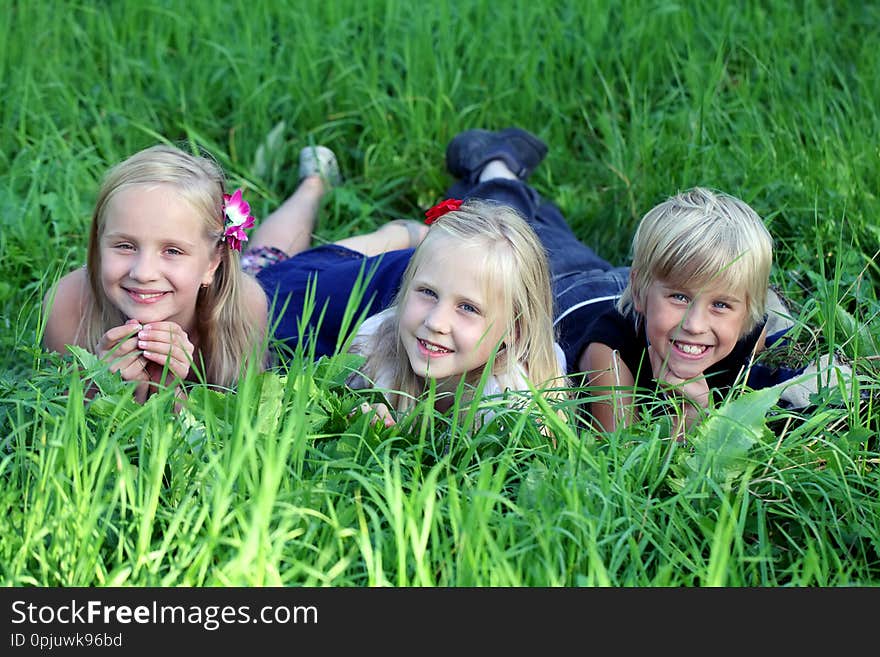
[361,199,565,411]
[617,187,772,335]
[82,144,263,387]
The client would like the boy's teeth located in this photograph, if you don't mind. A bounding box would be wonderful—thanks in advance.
[677,342,706,355]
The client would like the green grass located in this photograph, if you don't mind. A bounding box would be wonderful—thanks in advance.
[1,0,878,586]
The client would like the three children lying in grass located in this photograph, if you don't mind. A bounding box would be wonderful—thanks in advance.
[43,127,854,441]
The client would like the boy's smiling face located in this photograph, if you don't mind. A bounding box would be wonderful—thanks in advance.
[638,278,750,381]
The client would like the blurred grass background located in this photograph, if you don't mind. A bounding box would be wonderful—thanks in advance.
[3,1,878,344]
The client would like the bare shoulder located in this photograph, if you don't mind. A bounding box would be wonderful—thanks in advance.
[43,268,90,352]
[579,341,617,373]
[348,310,388,355]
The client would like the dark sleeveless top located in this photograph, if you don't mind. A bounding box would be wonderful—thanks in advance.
[568,301,766,404]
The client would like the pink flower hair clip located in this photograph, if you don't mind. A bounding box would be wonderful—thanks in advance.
[222,188,255,252]
[424,198,463,225]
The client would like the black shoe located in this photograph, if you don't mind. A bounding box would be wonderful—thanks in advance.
[445,127,547,182]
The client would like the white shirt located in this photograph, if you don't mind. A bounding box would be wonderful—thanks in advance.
[349,308,565,423]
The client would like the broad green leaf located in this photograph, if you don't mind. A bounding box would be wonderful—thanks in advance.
[67,345,128,397]
[683,386,783,491]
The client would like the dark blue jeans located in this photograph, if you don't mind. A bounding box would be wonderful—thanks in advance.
[450,177,630,327]
[262,176,631,364]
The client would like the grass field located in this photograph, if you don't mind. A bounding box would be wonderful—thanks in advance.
[1,0,878,587]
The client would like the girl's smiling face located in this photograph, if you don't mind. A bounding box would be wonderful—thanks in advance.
[638,277,749,381]
[100,184,221,332]
[398,239,507,392]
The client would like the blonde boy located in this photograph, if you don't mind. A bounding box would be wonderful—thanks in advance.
[572,187,777,435]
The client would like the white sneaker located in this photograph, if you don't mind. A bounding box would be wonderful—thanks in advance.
[298,145,341,186]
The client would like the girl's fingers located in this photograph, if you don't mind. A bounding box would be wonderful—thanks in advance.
[137,338,193,363]
[374,403,396,427]
[105,322,143,344]
[137,324,194,356]
[117,355,150,383]
[141,349,190,380]
[105,347,143,373]
[97,323,142,359]
[99,321,195,389]
[104,336,141,357]
[134,322,194,380]
[354,402,396,427]
[138,322,190,342]
[133,380,150,404]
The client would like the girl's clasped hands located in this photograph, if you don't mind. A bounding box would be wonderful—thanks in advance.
[97,319,195,403]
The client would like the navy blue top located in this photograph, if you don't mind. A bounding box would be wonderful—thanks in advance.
[256,244,413,360]
[569,303,766,403]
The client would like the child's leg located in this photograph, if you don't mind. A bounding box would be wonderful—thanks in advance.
[332,220,427,256]
[247,175,326,257]
[443,127,613,277]
[248,145,341,257]
[251,143,425,260]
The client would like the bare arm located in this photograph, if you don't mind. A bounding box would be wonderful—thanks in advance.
[577,342,637,432]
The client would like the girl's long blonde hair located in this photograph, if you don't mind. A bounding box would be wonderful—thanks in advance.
[358,199,566,412]
[81,144,263,388]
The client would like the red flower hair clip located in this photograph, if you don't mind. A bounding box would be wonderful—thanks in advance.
[424,198,463,225]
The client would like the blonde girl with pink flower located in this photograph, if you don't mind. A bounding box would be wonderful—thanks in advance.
[43,144,269,403]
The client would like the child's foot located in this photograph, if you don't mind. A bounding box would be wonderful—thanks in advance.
[298,145,342,187]
[445,127,547,182]
[386,219,428,248]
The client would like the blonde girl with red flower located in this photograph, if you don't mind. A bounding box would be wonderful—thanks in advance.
[43,144,269,403]
[346,199,568,428]
[240,142,567,428]
[237,153,568,428]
